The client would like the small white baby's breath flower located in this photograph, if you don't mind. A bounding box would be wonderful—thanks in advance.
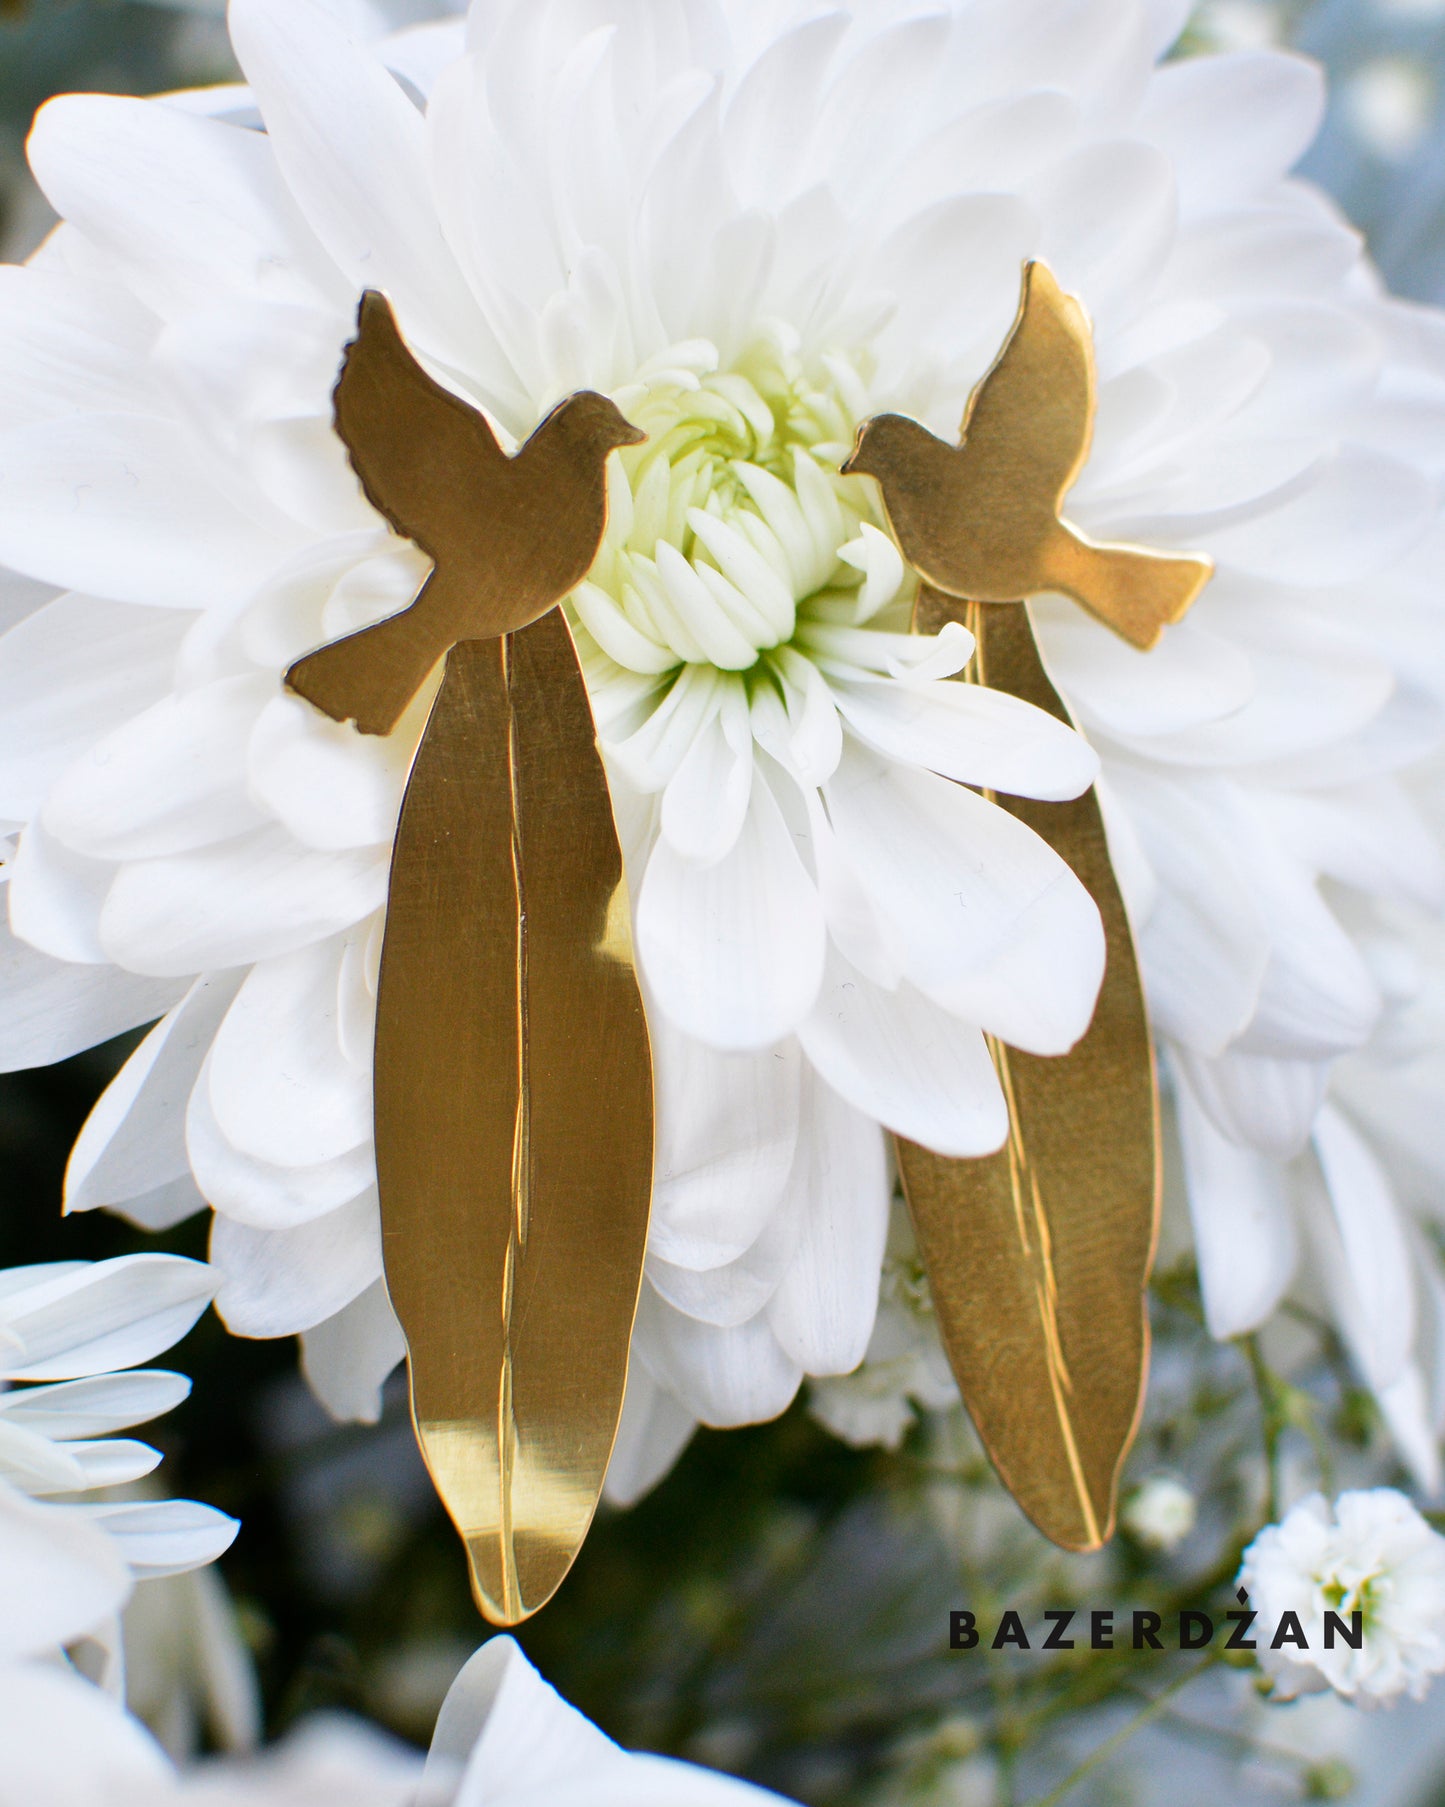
[1122,1475,1197,1552]
[1241,1489,1445,1707]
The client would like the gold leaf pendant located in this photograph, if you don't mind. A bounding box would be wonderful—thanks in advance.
[377,612,653,1620]
[286,295,651,1623]
[847,262,1211,1550]
[899,590,1158,1549]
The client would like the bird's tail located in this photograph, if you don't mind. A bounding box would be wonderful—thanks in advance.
[286,598,446,738]
[1048,531,1213,652]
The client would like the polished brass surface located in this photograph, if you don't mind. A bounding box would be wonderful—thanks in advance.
[287,292,644,738]
[843,262,1212,650]
[284,294,653,1624]
[378,612,653,1622]
[896,589,1159,1552]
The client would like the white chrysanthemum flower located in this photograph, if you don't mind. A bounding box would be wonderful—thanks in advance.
[1240,1488,1445,1707]
[0,1255,237,1691]
[1,0,1444,1486]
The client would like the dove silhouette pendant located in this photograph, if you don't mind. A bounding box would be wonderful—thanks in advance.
[285,294,653,1624]
[845,262,1208,1551]
[843,262,1213,650]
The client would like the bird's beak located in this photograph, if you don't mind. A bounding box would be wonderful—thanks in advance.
[616,422,647,448]
[839,428,869,478]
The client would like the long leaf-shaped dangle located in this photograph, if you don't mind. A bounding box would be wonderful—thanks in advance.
[898,588,1159,1550]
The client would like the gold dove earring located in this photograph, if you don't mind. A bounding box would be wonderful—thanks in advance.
[843,261,1214,1554]
[285,293,653,1627]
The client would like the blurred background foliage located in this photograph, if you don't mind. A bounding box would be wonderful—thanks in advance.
[4,4,1445,1805]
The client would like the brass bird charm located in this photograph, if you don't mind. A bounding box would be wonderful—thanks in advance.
[289,290,645,735]
[841,261,1208,1554]
[285,293,654,1626]
[842,261,1212,650]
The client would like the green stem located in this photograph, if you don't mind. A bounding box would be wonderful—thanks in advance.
[1242,1336,1282,1522]
[1021,1655,1219,1807]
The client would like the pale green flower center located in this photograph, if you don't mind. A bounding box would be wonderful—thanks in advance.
[572,336,909,685]
[1322,1568,1384,1628]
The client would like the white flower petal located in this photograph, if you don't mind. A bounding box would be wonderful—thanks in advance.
[605,664,724,793]
[1258,781,1445,913]
[0,594,187,823]
[799,944,1006,1159]
[732,460,822,599]
[572,579,677,675]
[637,771,826,1051]
[208,937,370,1169]
[1172,1045,1328,1160]
[27,92,341,319]
[1034,141,1177,331]
[830,671,1099,801]
[0,267,157,434]
[248,691,409,851]
[65,971,241,1218]
[299,1278,405,1425]
[835,522,904,625]
[751,654,843,790]
[1122,596,1395,769]
[653,541,760,670]
[825,740,1105,1055]
[229,0,489,376]
[1114,765,1268,1056]
[1194,448,1432,587]
[80,1498,239,1581]
[7,821,112,965]
[766,1069,888,1375]
[602,1364,698,1509]
[634,1284,802,1428]
[1164,205,1360,305]
[99,824,387,976]
[0,414,302,608]
[686,507,796,638]
[646,1204,799,1330]
[0,1487,131,1661]
[0,1421,87,1496]
[1174,1073,1297,1340]
[0,917,180,1075]
[212,1190,381,1337]
[649,1016,801,1271]
[658,679,753,866]
[0,1256,213,1383]
[52,1439,163,1495]
[187,1053,373,1230]
[0,1371,190,1442]
[724,16,849,201]
[0,1660,174,1801]
[1308,1106,1417,1394]
[1376,1365,1442,1499]
[870,192,1038,383]
[1034,605,1256,739]
[1137,51,1326,212]
[44,675,273,863]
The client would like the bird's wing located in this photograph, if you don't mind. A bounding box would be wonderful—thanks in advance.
[334,290,509,556]
[957,262,1096,509]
